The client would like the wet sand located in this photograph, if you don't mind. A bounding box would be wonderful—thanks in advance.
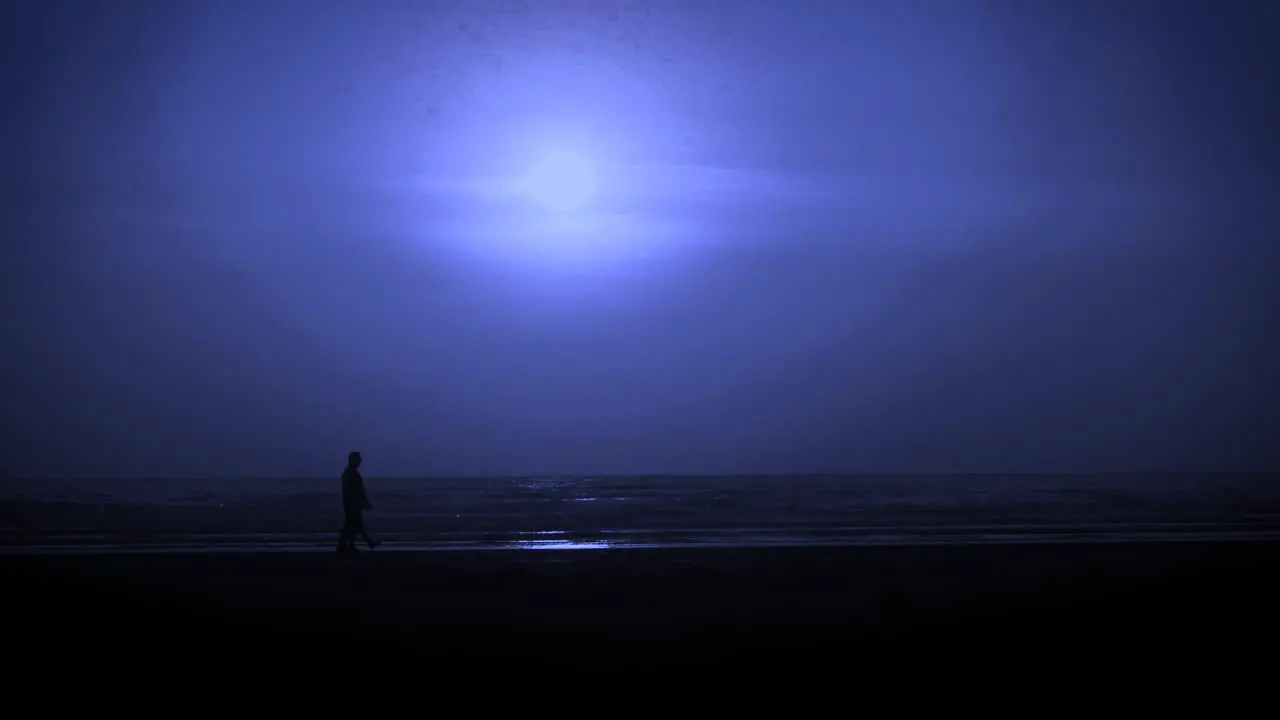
[9,541,1279,698]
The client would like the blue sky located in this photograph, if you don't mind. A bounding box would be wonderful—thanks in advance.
[2,0,1277,476]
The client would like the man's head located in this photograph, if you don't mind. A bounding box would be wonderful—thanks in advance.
[347,451,362,470]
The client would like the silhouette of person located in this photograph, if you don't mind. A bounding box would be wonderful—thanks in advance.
[337,451,381,553]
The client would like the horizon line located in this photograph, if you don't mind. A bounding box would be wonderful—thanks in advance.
[5,470,1275,482]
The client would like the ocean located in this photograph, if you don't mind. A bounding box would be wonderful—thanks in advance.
[3,473,1278,553]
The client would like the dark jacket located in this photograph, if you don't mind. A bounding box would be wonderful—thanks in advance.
[342,468,369,513]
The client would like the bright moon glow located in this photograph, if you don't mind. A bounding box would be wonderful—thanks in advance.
[522,151,597,213]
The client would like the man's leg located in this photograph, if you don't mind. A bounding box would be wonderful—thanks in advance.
[351,511,380,549]
[338,514,358,553]
[345,511,376,550]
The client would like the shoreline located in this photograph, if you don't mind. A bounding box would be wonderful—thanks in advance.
[7,520,1280,554]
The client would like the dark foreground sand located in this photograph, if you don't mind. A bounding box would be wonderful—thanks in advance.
[9,542,1279,698]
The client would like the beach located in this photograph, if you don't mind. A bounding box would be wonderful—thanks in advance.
[10,540,1278,698]
[6,475,1278,697]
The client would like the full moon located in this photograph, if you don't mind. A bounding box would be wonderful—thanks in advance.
[521,150,597,213]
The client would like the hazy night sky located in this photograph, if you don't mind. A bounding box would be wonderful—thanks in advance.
[2,0,1277,478]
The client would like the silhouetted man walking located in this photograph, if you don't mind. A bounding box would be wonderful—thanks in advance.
[337,451,380,553]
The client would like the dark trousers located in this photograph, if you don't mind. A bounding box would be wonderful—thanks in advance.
[337,508,370,553]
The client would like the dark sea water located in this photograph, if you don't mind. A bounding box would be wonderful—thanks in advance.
[2,474,1279,553]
